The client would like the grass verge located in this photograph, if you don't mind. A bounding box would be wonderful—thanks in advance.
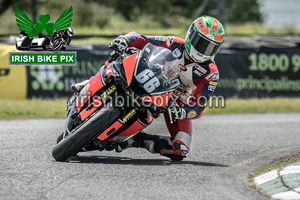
[0,98,300,120]
[0,98,67,120]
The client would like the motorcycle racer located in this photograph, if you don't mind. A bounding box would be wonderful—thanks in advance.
[73,16,225,160]
[109,16,225,160]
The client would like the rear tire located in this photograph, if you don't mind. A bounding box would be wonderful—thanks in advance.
[52,104,121,161]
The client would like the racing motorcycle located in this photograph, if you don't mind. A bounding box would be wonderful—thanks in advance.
[52,43,182,161]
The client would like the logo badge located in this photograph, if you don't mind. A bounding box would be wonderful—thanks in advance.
[11,6,76,66]
[195,65,207,74]
[206,72,219,80]
[187,110,197,118]
[208,85,216,91]
[193,70,202,77]
[15,6,74,51]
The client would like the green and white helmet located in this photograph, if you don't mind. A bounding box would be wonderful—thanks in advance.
[185,16,225,63]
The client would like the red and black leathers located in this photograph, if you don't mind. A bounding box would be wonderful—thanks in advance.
[125,32,219,119]
[121,32,220,158]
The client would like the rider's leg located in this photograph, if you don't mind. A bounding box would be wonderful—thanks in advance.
[115,130,171,154]
[161,112,192,159]
[115,113,192,160]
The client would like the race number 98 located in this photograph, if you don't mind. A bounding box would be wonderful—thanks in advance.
[136,69,160,93]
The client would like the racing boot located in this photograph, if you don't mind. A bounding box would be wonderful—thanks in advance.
[159,131,191,161]
[115,131,164,153]
[115,131,190,161]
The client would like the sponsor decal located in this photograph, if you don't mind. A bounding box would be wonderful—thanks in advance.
[166,36,174,46]
[199,20,204,28]
[209,29,216,37]
[179,64,187,71]
[100,84,117,99]
[206,34,214,40]
[172,48,181,58]
[195,65,207,74]
[209,81,218,86]
[208,85,216,91]
[155,36,166,41]
[193,70,203,77]
[180,83,190,89]
[187,110,197,118]
[122,108,137,123]
[206,72,219,80]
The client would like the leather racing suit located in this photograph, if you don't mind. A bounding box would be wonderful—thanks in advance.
[119,32,220,159]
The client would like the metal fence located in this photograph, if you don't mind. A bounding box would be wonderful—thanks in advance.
[198,0,300,35]
[259,0,300,29]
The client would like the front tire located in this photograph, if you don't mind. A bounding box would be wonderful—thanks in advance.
[56,133,63,144]
[52,104,121,161]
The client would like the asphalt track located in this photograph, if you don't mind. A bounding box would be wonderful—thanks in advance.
[0,114,299,200]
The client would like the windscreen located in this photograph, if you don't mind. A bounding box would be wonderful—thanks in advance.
[146,46,181,81]
[133,44,181,94]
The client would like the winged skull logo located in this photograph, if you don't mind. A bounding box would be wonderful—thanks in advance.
[15,6,73,38]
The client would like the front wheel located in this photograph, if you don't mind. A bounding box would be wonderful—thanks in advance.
[52,104,121,161]
[56,133,63,144]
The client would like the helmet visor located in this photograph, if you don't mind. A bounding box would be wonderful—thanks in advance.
[189,26,221,56]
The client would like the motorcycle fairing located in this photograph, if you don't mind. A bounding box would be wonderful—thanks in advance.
[128,43,181,96]
[97,120,123,141]
[108,120,147,143]
[80,97,102,121]
[76,70,105,112]
[122,52,138,86]
[139,91,174,107]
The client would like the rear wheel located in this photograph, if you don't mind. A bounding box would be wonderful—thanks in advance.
[52,104,121,161]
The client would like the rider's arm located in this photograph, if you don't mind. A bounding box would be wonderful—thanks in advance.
[183,62,219,119]
[124,32,185,50]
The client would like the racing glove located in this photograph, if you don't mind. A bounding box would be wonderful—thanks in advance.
[168,104,187,123]
[109,35,129,54]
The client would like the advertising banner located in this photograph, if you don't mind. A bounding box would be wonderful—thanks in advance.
[0,45,27,99]
[2,43,300,99]
[215,47,300,98]
[26,47,111,98]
